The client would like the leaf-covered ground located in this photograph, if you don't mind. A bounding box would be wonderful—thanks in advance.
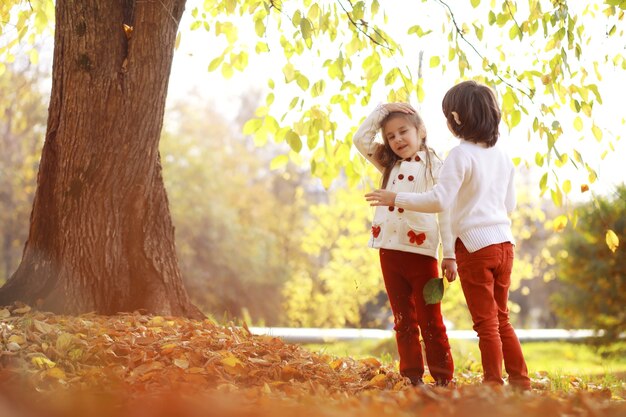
[1,304,625,417]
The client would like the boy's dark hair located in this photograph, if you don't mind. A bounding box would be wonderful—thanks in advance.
[442,80,501,147]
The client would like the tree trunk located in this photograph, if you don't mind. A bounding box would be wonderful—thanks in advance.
[0,0,203,318]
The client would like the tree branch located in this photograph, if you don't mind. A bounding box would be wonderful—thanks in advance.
[336,0,392,50]
[436,0,533,100]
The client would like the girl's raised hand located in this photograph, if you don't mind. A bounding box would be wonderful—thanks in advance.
[383,102,416,114]
[365,189,397,207]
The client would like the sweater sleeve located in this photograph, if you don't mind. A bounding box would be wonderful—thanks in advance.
[352,104,388,173]
[395,147,466,213]
[433,159,456,259]
[505,163,516,214]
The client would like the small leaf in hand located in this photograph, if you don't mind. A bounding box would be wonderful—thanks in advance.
[423,277,444,305]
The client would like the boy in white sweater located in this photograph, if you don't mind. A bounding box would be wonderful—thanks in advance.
[365,81,531,390]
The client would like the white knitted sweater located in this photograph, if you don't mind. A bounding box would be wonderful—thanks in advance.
[395,140,516,253]
[353,106,455,260]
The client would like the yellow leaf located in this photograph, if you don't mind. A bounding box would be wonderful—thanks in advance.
[123,24,133,39]
[562,179,571,194]
[8,334,25,345]
[13,306,31,314]
[160,343,178,352]
[221,354,243,367]
[553,215,568,232]
[31,356,56,369]
[330,359,344,370]
[367,374,388,388]
[46,367,66,380]
[573,116,583,131]
[148,316,165,327]
[606,230,619,253]
[592,124,603,141]
[34,320,55,334]
[174,358,189,369]
[56,333,74,352]
[359,357,382,368]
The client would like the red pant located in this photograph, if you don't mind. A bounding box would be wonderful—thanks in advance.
[379,249,454,383]
[455,239,531,389]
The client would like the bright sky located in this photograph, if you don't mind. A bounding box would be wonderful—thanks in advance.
[168,0,626,202]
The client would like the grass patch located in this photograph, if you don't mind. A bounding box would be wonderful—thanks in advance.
[302,338,626,392]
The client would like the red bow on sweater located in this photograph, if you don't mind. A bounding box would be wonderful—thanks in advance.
[407,230,426,245]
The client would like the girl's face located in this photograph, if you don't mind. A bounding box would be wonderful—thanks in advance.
[382,116,425,159]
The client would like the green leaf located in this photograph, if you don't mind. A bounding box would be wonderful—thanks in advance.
[296,74,310,90]
[429,56,440,68]
[221,63,234,79]
[510,110,521,127]
[270,155,289,170]
[371,0,380,15]
[208,56,222,72]
[551,187,563,207]
[535,152,544,167]
[311,80,325,97]
[292,10,302,26]
[509,24,521,40]
[471,0,480,8]
[255,42,269,53]
[242,118,263,135]
[384,68,398,85]
[562,179,571,194]
[288,97,300,110]
[539,172,548,192]
[283,63,295,83]
[300,18,313,42]
[285,130,302,152]
[573,116,583,131]
[352,1,365,20]
[592,124,603,141]
[255,18,265,37]
[423,278,444,305]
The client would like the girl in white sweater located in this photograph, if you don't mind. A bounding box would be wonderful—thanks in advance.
[365,81,531,390]
[354,102,457,387]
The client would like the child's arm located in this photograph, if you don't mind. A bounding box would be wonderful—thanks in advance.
[434,160,457,282]
[438,209,457,283]
[505,164,516,215]
[353,104,388,173]
[365,147,466,212]
[353,103,415,173]
[437,210,456,260]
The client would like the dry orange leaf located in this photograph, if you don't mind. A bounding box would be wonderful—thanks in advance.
[0,307,624,417]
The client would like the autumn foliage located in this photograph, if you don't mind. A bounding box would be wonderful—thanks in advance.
[1,305,625,417]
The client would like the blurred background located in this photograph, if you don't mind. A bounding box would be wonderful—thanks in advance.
[1,1,624,356]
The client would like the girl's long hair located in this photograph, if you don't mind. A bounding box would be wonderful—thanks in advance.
[374,112,439,189]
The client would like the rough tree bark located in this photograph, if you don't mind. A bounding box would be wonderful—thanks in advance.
[0,0,203,318]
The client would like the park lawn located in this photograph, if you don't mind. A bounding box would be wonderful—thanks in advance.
[304,338,626,392]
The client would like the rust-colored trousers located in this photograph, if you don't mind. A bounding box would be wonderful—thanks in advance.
[455,239,531,390]
[379,249,454,384]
